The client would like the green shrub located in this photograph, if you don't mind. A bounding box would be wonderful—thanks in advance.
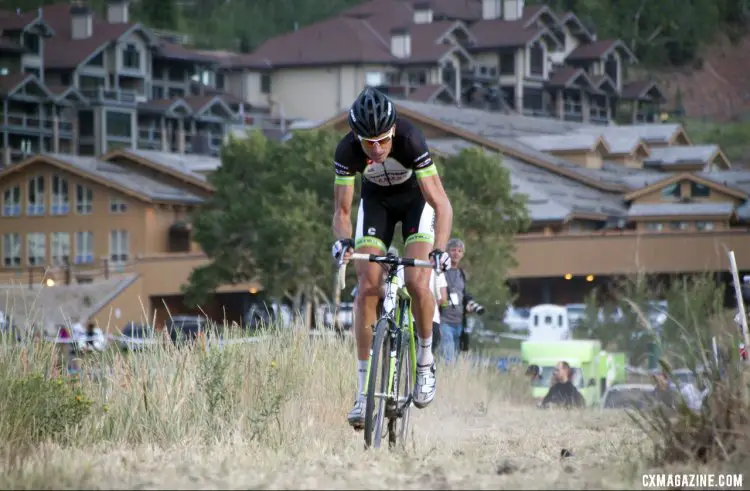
[0,373,94,444]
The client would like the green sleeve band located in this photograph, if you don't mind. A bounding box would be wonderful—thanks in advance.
[415,165,438,179]
[334,176,355,185]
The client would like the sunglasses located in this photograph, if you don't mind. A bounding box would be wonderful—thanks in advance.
[357,129,394,150]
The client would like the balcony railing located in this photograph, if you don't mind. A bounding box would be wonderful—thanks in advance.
[2,113,74,133]
[510,228,750,278]
[79,88,144,104]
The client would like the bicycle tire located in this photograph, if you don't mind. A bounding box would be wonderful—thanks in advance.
[388,326,412,449]
[364,318,392,449]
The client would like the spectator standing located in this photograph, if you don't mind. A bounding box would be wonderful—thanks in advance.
[438,238,484,362]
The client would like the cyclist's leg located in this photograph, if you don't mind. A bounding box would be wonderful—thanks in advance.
[402,197,437,408]
[348,196,395,427]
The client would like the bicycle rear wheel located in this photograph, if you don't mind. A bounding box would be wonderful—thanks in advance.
[388,326,413,449]
[364,318,392,449]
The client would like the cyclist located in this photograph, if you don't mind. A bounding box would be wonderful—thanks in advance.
[330,87,454,430]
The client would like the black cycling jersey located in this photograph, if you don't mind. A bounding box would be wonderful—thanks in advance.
[333,117,437,197]
[333,117,439,252]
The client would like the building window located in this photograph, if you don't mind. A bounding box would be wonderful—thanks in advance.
[27,175,45,216]
[105,110,132,138]
[260,73,271,94]
[51,175,69,215]
[152,85,164,99]
[23,66,40,78]
[691,182,711,198]
[499,51,515,75]
[109,230,129,265]
[122,44,140,70]
[529,42,544,76]
[27,232,46,266]
[110,196,127,213]
[76,184,93,214]
[660,182,681,200]
[2,233,21,267]
[696,221,715,231]
[365,72,383,87]
[23,32,40,54]
[605,55,618,85]
[216,73,225,90]
[168,87,184,98]
[644,222,664,231]
[75,231,94,265]
[51,232,70,267]
[2,185,20,217]
[79,75,105,90]
[669,221,690,231]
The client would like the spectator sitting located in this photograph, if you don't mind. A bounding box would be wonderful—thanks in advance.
[540,361,585,409]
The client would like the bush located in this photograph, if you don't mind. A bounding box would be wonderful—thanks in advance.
[0,372,94,444]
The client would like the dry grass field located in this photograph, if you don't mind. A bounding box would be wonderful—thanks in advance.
[0,328,746,490]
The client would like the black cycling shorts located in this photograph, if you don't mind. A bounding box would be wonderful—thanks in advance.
[354,191,435,252]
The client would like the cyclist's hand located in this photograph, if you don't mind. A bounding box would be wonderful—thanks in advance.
[332,238,355,263]
[429,248,451,273]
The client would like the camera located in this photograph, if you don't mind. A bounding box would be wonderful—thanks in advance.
[466,300,485,316]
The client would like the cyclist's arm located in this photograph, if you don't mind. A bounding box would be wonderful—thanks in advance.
[333,154,356,240]
[436,270,449,307]
[409,133,452,251]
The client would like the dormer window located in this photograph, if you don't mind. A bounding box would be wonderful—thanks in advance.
[529,42,544,76]
[122,43,140,70]
[605,54,618,85]
[23,32,40,54]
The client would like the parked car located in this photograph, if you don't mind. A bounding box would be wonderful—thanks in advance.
[166,315,207,347]
[116,322,159,351]
[503,306,530,332]
[601,383,657,410]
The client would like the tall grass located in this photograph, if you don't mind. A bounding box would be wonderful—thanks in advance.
[0,324,531,472]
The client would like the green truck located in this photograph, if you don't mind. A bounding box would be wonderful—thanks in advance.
[521,339,603,407]
[597,350,627,394]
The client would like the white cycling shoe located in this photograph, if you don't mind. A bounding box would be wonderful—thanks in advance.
[347,399,366,430]
[413,361,437,409]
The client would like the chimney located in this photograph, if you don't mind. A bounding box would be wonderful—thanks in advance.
[481,0,501,20]
[70,2,93,40]
[413,2,433,24]
[502,0,525,21]
[390,28,411,58]
[107,0,130,24]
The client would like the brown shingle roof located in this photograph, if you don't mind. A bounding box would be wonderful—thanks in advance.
[621,80,666,102]
[0,9,40,30]
[251,16,395,67]
[469,19,546,49]
[155,41,218,64]
[566,39,636,63]
[36,3,138,69]
[0,73,55,98]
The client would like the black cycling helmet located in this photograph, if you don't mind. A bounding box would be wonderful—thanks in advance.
[348,87,397,139]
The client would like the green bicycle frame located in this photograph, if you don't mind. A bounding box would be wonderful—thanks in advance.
[362,274,417,399]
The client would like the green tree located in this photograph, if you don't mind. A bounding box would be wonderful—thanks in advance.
[183,129,342,324]
[438,148,530,320]
[133,0,179,30]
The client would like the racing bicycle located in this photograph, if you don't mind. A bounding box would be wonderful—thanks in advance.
[336,252,433,449]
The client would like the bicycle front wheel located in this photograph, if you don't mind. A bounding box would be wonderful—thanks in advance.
[364,318,392,449]
[388,326,413,449]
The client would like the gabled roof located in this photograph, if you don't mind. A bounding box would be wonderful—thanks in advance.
[33,3,158,70]
[644,145,731,170]
[47,85,89,105]
[137,98,194,117]
[566,39,637,64]
[408,84,457,104]
[469,18,561,51]
[623,172,748,201]
[621,80,667,103]
[546,67,597,91]
[184,95,237,119]
[101,148,216,191]
[0,73,56,99]
[0,8,55,36]
[516,134,610,154]
[573,123,692,146]
[0,154,205,204]
[588,74,618,94]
